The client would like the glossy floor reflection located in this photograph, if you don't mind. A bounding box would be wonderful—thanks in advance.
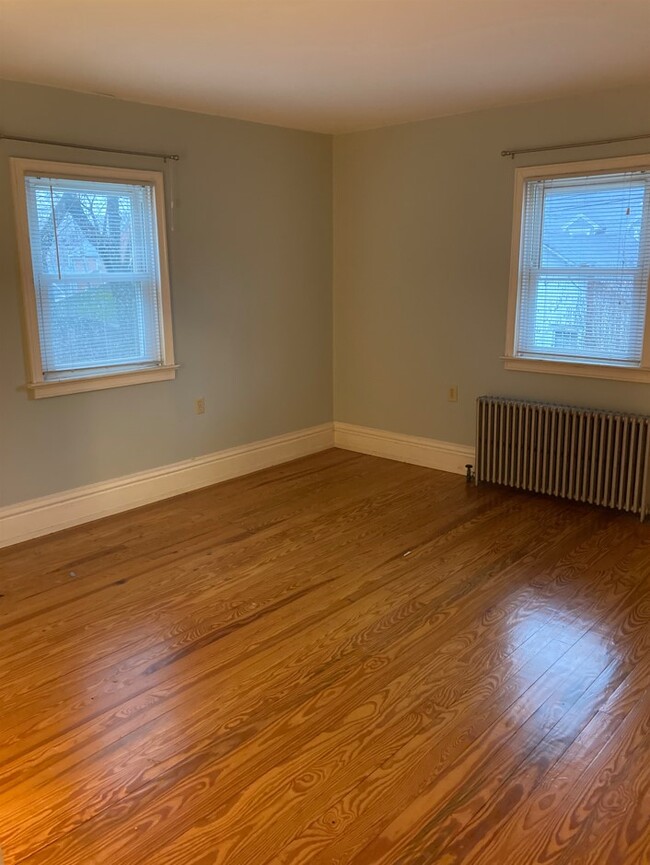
[0,449,648,864]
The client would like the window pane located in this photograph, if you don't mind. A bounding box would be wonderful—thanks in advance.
[540,180,644,269]
[36,279,159,373]
[516,169,650,367]
[524,275,644,363]
[32,183,148,277]
[24,174,163,379]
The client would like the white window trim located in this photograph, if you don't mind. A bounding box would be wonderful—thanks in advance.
[10,158,177,399]
[504,153,650,383]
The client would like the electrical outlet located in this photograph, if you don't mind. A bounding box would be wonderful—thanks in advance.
[195,397,205,415]
[447,385,458,403]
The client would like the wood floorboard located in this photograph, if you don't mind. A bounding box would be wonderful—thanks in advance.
[0,449,648,864]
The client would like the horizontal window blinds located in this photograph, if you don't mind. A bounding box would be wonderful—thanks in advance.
[24,174,164,380]
[515,170,650,366]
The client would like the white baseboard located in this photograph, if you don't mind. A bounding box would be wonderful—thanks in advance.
[334,422,475,476]
[1,421,475,549]
[0,423,334,548]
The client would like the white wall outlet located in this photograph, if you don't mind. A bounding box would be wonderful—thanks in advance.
[195,397,205,415]
[447,385,458,403]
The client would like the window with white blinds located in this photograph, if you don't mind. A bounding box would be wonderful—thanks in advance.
[12,159,175,398]
[507,157,650,381]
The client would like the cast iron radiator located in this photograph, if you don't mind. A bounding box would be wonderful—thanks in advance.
[475,396,650,520]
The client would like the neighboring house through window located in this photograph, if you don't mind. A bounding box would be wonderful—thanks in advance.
[11,158,176,397]
[505,154,650,382]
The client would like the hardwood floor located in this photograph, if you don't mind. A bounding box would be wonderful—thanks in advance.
[1,448,649,864]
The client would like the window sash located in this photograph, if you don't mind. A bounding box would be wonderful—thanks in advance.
[42,359,166,381]
[516,268,648,366]
[33,276,163,377]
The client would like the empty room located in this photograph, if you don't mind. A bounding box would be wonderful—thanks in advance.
[1,1,649,862]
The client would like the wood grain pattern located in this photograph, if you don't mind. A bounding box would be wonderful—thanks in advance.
[0,448,649,864]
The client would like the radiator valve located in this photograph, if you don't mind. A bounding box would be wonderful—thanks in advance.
[465,464,475,484]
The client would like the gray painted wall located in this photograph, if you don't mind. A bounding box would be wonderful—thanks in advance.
[3,80,650,508]
[334,85,650,446]
[0,80,333,506]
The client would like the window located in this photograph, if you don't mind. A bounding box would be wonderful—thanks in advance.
[11,158,176,397]
[505,155,650,382]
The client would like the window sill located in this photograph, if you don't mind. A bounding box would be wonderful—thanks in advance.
[503,356,650,383]
[27,365,178,399]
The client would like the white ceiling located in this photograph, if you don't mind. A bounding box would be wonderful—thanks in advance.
[1,0,649,133]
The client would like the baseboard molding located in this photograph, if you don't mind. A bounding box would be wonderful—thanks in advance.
[1,421,476,548]
[0,423,334,548]
[334,422,475,476]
